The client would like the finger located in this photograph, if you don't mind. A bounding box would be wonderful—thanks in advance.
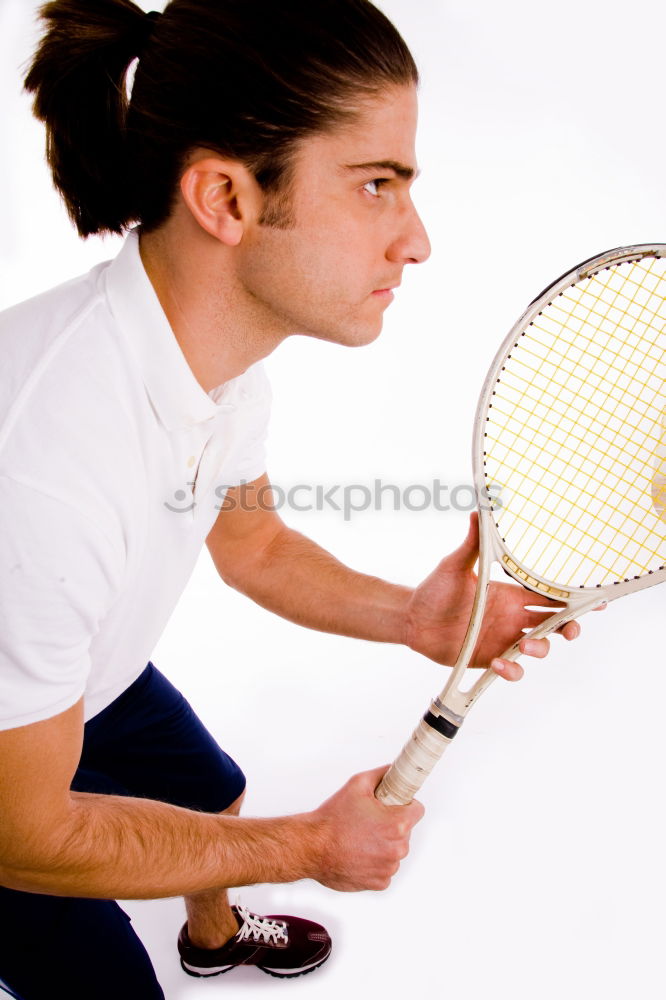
[557,621,580,641]
[522,595,567,611]
[364,766,421,806]
[491,658,524,681]
[522,609,564,628]
[409,799,426,824]
[518,636,551,658]
[448,512,480,572]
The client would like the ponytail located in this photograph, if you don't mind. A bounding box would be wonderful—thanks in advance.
[24,0,418,240]
[24,0,157,237]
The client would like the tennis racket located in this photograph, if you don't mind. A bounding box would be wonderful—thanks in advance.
[376,243,666,806]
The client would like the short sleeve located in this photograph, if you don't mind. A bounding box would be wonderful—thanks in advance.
[198,363,273,501]
[0,476,124,730]
[229,366,272,485]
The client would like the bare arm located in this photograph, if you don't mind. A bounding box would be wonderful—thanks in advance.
[208,475,413,644]
[0,699,423,899]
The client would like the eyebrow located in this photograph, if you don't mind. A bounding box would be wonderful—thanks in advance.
[343,159,419,181]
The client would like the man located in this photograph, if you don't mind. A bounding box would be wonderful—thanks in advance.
[0,1,582,997]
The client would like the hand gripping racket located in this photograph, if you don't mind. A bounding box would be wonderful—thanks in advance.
[376,244,666,806]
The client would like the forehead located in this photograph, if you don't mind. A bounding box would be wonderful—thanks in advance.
[295,85,419,177]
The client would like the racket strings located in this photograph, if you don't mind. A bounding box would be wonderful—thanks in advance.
[513,330,663,433]
[502,260,665,583]
[490,330,665,555]
[493,267,658,523]
[653,407,666,522]
[483,255,666,588]
[487,431,656,568]
[517,264,665,583]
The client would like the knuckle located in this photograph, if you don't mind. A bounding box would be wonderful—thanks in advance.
[370,873,391,890]
[382,852,401,873]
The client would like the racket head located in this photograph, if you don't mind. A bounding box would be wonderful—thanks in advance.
[474,244,666,607]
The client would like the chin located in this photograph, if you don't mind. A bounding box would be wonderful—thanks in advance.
[356,326,383,347]
[306,319,383,349]
[343,316,385,348]
[333,329,383,350]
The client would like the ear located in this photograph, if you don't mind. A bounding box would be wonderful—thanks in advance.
[179,155,262,245]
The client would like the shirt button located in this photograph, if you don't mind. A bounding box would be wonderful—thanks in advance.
[187,456,196,468]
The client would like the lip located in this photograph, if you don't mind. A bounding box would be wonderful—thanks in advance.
[372,285,399,298]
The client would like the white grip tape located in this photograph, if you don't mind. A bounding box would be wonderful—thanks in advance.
[375,717,454,805]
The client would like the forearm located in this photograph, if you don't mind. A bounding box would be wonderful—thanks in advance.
[226,526,414,644]
[1,791,319,899]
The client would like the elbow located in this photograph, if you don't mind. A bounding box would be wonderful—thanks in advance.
[0,807,75,893]
[0,862,38,893]
[211,543,272,596]
[214,558,252,593]
[0,851,43,892]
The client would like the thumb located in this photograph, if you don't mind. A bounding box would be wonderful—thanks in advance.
[447,512,479,571]
[355,765,391,792]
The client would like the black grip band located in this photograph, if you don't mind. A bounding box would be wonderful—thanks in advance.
[423,710,460,740]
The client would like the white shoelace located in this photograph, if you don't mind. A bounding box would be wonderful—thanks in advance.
[235,902,289,946]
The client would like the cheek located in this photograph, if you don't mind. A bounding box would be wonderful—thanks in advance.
[239,216,368,314]
[302,231,366,288]
[283,237,353,296]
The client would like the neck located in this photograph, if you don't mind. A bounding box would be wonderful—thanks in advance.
[138,217,284,393]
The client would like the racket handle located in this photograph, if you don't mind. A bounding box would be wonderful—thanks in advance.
[375,711,459,805]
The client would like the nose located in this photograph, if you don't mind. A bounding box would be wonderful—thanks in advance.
[387,200,431,266]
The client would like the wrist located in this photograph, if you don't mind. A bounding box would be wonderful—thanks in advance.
[217,811,328,886]
[400,590,418,652]
[288,810,329,883]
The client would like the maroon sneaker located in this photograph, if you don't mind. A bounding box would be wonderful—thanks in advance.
[177,902,332,979]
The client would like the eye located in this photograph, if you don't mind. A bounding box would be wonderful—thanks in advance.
[362,178,389,198]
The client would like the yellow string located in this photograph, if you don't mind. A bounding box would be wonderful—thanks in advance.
[484,255,666,588]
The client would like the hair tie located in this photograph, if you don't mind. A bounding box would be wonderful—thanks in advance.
[139,10,161,50]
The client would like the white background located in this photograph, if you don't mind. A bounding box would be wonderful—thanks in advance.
[1,1,665,998]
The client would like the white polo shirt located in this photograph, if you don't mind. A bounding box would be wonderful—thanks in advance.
[0,230,271,730]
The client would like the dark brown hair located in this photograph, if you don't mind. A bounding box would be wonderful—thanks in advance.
[24,0,418,238]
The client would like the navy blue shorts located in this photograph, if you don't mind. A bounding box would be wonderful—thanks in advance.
[0,662,246,1000]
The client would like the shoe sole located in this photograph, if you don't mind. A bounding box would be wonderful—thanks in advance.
[180,952,330,980]
[180,958,234,978]
[258,953,331,979]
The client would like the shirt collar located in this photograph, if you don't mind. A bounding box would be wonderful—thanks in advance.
[103,229,221,431]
